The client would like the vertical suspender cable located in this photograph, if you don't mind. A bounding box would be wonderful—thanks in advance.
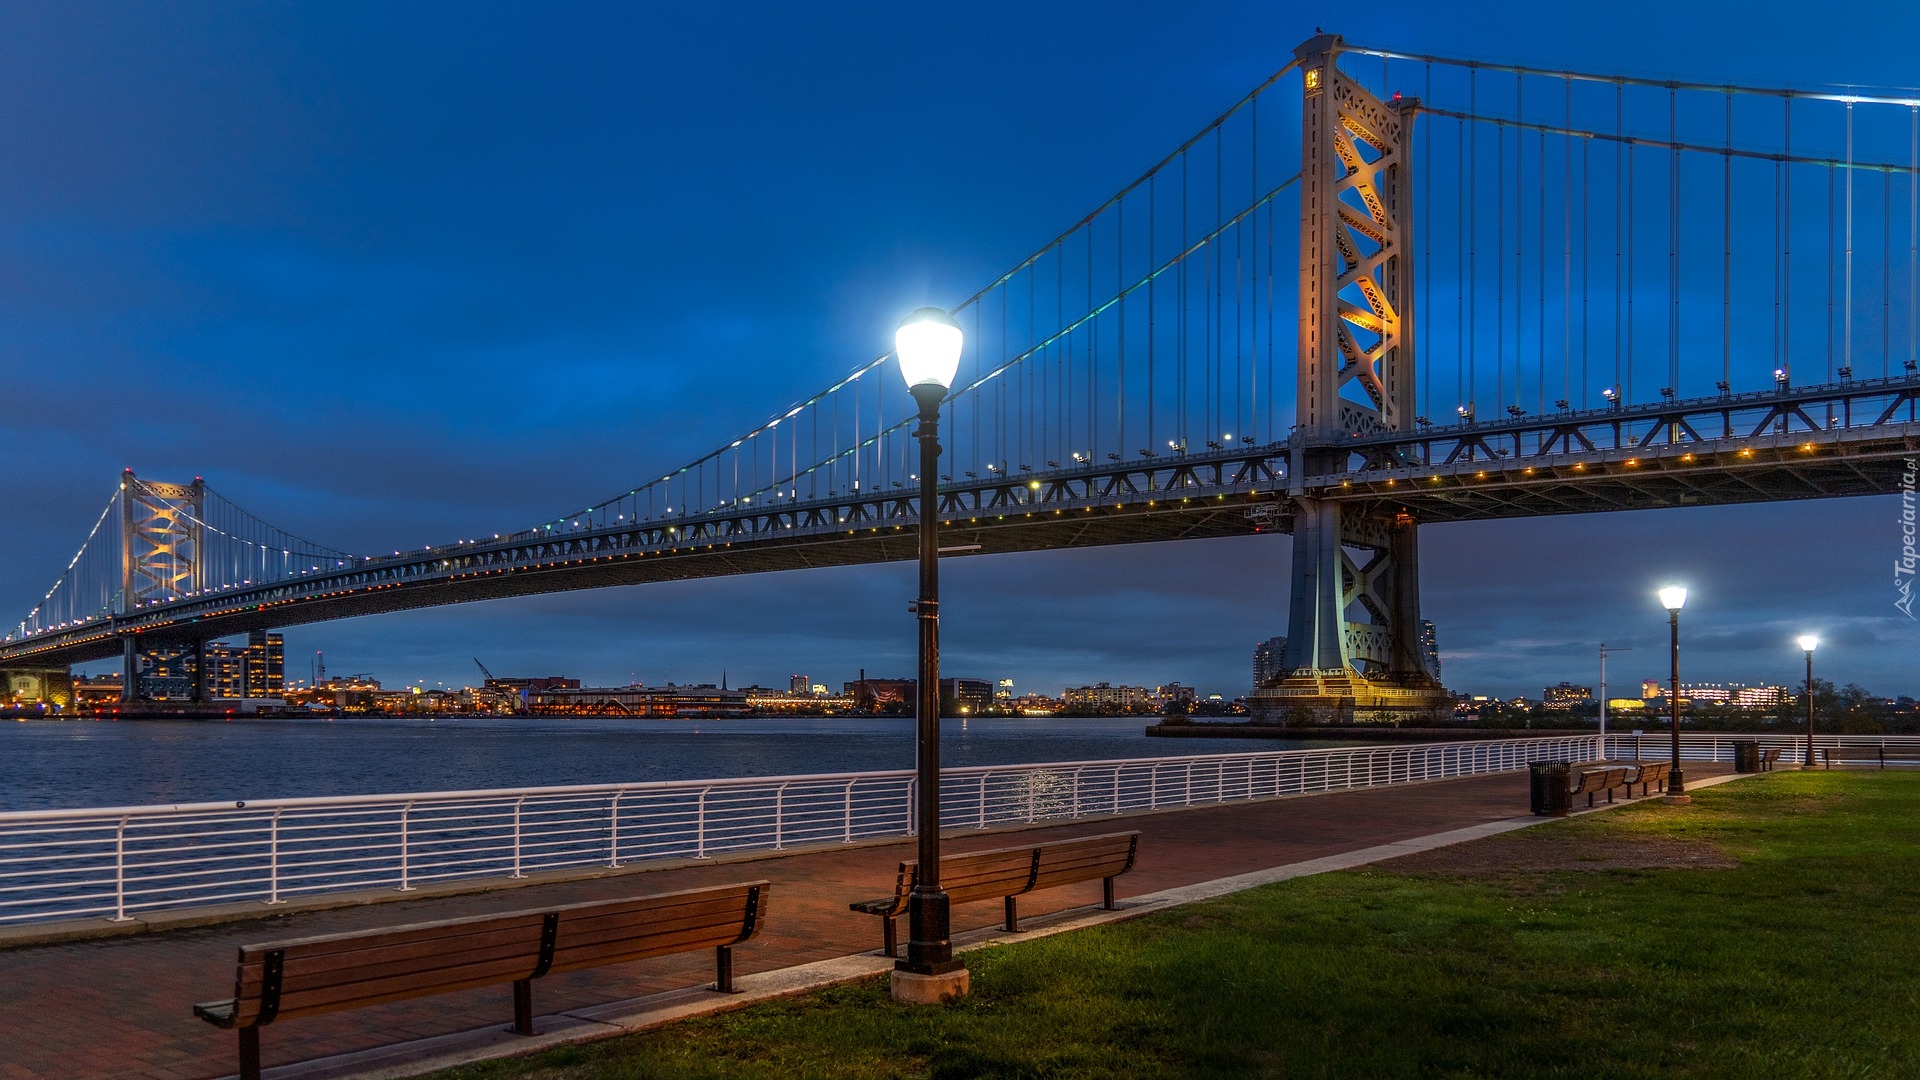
[1539,124,1547,415]
[1583,131,1590,405]
[1425,62,1433,425]
[1147,175,1155,454]
[1911,106,1917,372]
[1563,77,1572,408]
[1627,96,1636,404]
[1615,83,1623,400]
[1498,114,1505,409]
[1827,164,1835,382]
[1462,105,1470,411]
[1845,103,1854,381]
[1784,96,1793,380]
[1669,85,1680,398]
[1724,90,1733,391]
[1117,190,1126,456]
[1513,74,1522,412]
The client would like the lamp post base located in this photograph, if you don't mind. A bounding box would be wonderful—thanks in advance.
[1661,793,1693,805]
[891,967,970,1004]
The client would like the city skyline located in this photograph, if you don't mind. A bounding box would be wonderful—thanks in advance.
[4,2,1918,700]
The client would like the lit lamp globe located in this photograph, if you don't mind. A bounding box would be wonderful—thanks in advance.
[896,308,963,408]
[1797,634,1819,654]
[1658,586,1688,612]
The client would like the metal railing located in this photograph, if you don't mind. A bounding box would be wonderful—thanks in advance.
[1602,731,1920,764]
[16,730,1897,926]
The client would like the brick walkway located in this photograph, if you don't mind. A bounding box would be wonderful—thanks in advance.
[1,772,1548,1080]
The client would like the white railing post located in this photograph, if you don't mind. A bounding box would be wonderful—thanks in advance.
[978,772,989,829]
[512,796,525,877]
[906,777,917,836]
[609,792,624,867]
[267,809,284,905]
[842,780,855,843]
[774,783,787,849]
[112,815,130,922]
[398,801,415,892]
[1072,767,1083,817]
[1184,760,1194,806]
[697,787,712,857]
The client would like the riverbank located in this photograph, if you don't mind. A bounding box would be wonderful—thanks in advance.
[1148,721,1592,741]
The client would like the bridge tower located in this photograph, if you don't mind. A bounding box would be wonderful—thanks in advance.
[118,470,206,703]
[1250,35,1451,724]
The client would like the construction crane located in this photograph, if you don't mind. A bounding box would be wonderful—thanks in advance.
[473,658,523,715]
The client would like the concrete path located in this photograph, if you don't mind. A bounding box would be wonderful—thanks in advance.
[0,767,1726,1080]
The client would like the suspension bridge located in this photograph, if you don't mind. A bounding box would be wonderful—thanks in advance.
[4,33,1917,718]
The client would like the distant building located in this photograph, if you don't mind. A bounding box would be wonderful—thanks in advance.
[1642,679,1664,700]
[1252,636,1288,688]
[1155,683,1198,709]
[1676,683,1790,708]
[529,683,749,717]
[996,678,1015,700]
[244,631,284,698]
[789,674,811,695]
[1542,682,1593,710]
[1009,693,1060,715]
[941,678,994,714]
[1420,620,1441,681]
[845,678,914,708]
[1062,683,1153,710]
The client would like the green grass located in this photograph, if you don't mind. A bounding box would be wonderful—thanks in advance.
[433,771,1920,1079]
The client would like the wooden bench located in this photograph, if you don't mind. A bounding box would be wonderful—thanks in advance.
[1822,746,1920,769]
[850,832,1139,957]
[1758,747,1783,771]
[1570,766,1633,807]
[1629,761,1671,796]
[194,881,768,1080]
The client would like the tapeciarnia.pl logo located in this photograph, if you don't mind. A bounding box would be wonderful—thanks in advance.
[1899,457,1917,619]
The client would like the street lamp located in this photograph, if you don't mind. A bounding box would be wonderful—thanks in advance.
[893,307,968,1002]
[1797,634,1819,769]
[1658,585,1690,804]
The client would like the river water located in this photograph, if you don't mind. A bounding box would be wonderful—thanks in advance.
[0,715,1306,812]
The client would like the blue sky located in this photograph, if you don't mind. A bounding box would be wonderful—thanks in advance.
[2,1,1916,699]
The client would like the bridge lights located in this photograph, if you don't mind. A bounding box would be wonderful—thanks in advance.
[1657,586,1690,805]
[1797,635,1820,769]
[1774,367,1791,388]
[1456,403,1475,423]
[1602,386,1619,409]
[892,307,966,1002]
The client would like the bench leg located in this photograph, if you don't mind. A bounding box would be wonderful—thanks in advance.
[1103,876,1116,910]
[512,978,535,1035]
[1005,895,1021,933]
[714,945,737,993]
[238,1027,262,1080]
[883,916,897,958]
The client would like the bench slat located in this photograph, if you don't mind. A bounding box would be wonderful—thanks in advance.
[271,954,550,1020]
[233,920,549,987]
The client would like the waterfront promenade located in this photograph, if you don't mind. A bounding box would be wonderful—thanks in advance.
[0,768,1693,1080]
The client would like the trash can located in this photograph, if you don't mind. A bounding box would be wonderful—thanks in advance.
[1529,761,1572,816]
[1733,740,1760,773]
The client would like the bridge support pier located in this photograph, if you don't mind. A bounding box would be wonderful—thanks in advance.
[1249,500,1450,725]
[190,638,207,704]
[121,637,139,704]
